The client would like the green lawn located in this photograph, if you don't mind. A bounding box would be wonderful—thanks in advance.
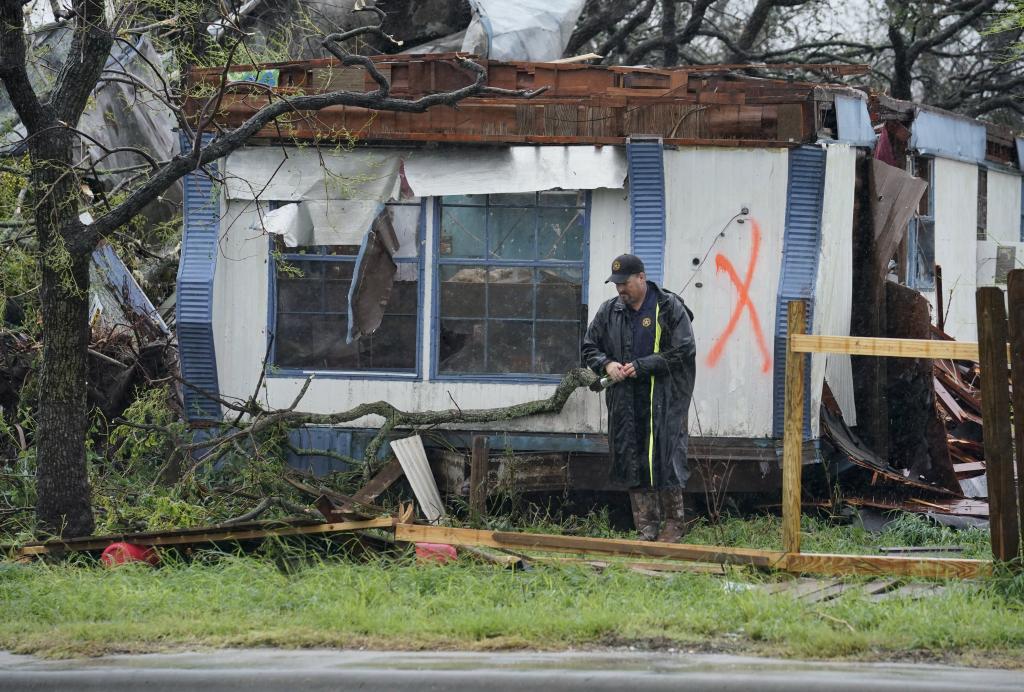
[2,535,1023,666]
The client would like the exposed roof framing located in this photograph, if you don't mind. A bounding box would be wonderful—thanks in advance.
[185,55,872,147]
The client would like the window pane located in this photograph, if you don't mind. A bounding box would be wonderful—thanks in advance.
[441,206,486,258]
[277,262,323,312]
[540,190,584,207]
[323,261,354,313]
[389,276,419,314]
[537,268,582,320]
[440,265,486,318]
[277,314,351,369]
[914,218,936,290]
[442,195,486,206]
[389,204,421,258]
[488,267,533,319]
[439,319,484,373]
[535,321,581,374]
[488,206,534,260]
[490,192,536,206]
[488,320,533,373]
[366,314,417,369]
[538,207,584,261]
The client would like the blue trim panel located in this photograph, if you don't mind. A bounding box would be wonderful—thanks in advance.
[626,138,666,285]
[772,146,826,439]
[176,134,222,422]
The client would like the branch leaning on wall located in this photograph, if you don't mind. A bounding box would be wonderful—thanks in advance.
[122,368,599,486]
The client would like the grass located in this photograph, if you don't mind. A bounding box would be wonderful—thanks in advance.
[1,513,1021,666]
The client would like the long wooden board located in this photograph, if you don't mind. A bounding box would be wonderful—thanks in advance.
[395,524,787,568]
[15,517,397,557]
[394,524,992,579]
[783,301,806,554]
[790,334,986,360]
[784,553,991,579]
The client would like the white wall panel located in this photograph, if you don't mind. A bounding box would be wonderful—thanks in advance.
[933,158,979,340]
[810,144,857,433]
[664,147,790,437]
[213,198,270,409]
[986,170,1022,244]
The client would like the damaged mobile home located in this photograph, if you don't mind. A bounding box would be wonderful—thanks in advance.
[178,55,1023,500]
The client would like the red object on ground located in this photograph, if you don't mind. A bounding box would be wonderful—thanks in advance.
[415,542,457,564]
[100,542,159,567]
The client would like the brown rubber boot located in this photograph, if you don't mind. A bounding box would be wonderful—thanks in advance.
[629,490,660,541]
[656,488,689,543]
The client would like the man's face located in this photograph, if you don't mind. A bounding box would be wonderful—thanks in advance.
[615,273,647,306]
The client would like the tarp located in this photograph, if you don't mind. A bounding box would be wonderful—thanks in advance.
[461,0,586,62]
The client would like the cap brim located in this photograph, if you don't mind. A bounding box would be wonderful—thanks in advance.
[605,273,631,284]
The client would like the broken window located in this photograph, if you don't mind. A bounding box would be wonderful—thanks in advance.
[437,191,586,377]
[908,157,936,291]
[272,200,422,372]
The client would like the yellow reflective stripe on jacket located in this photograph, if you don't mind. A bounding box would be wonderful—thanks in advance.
[648,302,661,486]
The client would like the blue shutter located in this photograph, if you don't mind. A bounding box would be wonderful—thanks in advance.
[773,146,827,439]
[627,138,666,284]
[176,134,222,422]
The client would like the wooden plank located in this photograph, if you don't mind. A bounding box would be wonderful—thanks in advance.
[933,377,965,423]
[393,524,787,568]
[350,457,405,506]
[470,435,489,520]
[976,286,1019,562]
[784,553,991,579]
[17,518,397,557]
[783,300,806,555]
[791,334,982,360]
[1007,269,1024,559]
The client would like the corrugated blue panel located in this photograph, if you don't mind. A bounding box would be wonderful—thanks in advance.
[176,134,222,422]
[286,427,354,476]
[1017,138,1024,175]
[834,95,876,147]
[627,138,666,285]
[910,109,986,164]
[773,146,826,439]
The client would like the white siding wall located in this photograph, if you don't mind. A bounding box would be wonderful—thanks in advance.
[212,145,856,440]
[929,157,979,340]
[976,169,1024,292]
[663,147,790,438]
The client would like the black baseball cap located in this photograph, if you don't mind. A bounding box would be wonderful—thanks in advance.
[605,254,645,283]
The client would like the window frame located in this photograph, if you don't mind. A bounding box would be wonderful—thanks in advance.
[430,191,592,384]
[265,198,427,381]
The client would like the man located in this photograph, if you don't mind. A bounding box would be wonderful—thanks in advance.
[582,254,696,542]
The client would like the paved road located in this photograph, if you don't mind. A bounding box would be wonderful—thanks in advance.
[1,648,1020,691]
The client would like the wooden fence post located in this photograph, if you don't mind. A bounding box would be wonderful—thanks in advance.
[976,286,1019,562]
[783,300,807,555]
[1006,270,1024,558]
[470,435,489,522]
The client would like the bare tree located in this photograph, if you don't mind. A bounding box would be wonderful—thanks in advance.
[0,1,538,538]
[566,0,1024,125]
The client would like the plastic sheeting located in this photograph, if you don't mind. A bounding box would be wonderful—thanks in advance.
[402,146,627,197]
[461,0,586,62]
[256,199,385,247]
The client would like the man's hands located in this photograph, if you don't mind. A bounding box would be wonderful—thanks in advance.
[605,361,637,382]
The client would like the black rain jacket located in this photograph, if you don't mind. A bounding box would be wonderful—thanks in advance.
[582,282,696,489]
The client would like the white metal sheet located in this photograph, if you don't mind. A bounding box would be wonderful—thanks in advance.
[402,146,627,197]
[663,147,790,438]
[932,157,979,340]
[810,144,857,433]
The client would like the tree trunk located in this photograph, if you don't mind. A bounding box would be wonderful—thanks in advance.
[31,132,95,538]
